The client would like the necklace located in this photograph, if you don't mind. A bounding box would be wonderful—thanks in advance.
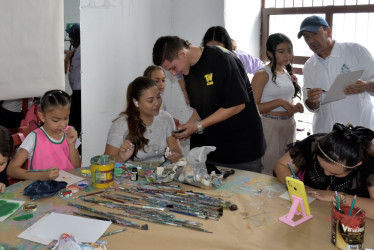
[312,160,353,192]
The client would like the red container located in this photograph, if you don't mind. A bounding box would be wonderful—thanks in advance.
[331,204,366,250]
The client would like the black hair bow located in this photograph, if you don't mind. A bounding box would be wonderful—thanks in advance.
[333,123,374,143]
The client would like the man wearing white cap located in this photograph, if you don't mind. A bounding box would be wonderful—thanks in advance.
[298,15,374,133]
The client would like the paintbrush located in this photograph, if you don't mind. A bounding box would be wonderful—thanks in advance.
[77,190,106,199]
[68,202,149,230]
[101,228,127,237]
[181,182,204,189]
[26,169,52,172]
[352,208,362,217]
[73,211,113,222]
[74,211,135,231]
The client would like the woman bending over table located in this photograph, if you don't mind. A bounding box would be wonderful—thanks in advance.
[274,123,374,219]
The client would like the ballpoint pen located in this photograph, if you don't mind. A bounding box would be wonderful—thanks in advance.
[305,87,327,92]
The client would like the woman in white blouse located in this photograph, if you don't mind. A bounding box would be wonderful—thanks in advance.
[104,77,182,163]
[252,33,304,175]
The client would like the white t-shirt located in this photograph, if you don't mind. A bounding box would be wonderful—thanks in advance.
[106,110,176,162]
[260,65,295,112]
[303,42,374,133]
[2,99,22,112]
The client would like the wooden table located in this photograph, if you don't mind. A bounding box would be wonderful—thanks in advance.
[0,167,373,250]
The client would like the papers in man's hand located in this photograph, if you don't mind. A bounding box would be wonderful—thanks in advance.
[321,70,364,105]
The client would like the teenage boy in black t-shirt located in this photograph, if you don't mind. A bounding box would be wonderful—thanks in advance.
[152,36,266,172]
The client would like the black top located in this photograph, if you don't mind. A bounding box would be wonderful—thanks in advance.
[289,134,374,198]
[184,46,266,164]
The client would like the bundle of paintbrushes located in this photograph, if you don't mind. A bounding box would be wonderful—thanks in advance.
[112,184,237,211]
[69,184,236,233]
[68,202,148,230]
[69,199,211,233]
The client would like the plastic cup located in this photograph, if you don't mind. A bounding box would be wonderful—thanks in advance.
[331,204,365,250]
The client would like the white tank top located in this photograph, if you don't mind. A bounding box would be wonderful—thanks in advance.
[260,65,295,112]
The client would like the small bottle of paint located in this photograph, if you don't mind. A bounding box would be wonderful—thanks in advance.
[130,167,138,181]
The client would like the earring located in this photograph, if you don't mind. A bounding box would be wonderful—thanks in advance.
[134,101,139,107]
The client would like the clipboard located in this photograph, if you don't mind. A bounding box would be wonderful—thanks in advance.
[321,69,364,105]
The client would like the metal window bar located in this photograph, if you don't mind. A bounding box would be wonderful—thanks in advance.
[270,0,371,7]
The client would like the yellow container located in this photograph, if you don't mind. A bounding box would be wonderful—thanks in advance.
[90,155,114,188]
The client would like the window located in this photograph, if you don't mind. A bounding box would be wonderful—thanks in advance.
[262,1,374,68]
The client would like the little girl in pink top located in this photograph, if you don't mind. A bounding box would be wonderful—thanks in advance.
[7,90,81,181]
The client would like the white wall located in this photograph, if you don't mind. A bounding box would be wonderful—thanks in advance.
[225,0,262,57]
[80,0,260,165]
[162,0,225,127]
[81,0,172,165]
[170,0,225,44]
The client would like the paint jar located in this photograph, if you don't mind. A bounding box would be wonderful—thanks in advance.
[90,155,114,188]
[81,167,91,177]
[331,204,366,250]
[130,167,138,181]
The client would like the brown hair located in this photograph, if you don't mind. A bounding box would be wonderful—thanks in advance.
[0,125,13,158]
[143,65,165,78]
[266,33,301,99]
[40,89,71,112]
[115,77,157,160]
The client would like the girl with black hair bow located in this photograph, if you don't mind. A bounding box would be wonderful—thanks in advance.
[274,123,374,218]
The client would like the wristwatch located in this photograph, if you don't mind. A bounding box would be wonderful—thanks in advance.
[195,121,204,134]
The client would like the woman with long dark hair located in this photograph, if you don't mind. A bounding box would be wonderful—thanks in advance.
[274,123,374,219]
[104,77,182,163]
[201,26,263,75]
[251,33,304,175]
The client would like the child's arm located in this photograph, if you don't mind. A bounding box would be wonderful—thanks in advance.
[65,127,81,168]
[274,152,299,183]
[7,149,60,180]
[0,182,5,193]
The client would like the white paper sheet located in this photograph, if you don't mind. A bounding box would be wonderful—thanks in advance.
[26,212,111,244]
[279,191,315,204]
[0,199,25,222]
[55,170,84,186]
[18,214,52,245]
[321,70,364,105]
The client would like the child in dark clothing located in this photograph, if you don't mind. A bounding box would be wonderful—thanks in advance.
[0,125,13,192]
